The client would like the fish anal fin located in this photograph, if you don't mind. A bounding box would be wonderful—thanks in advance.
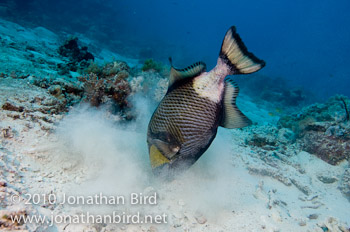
[169,60,206,88]
[220,78,252,128]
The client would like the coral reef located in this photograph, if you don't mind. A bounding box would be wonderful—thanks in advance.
[0,18,161,120]
[84,61,102,76]
[28,76,84,109]
[79,61,132,119]
[278,96,350,165]
[3,59,137,120]
[0,65,135,120]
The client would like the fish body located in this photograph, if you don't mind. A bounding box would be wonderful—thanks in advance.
[147,26,265,178]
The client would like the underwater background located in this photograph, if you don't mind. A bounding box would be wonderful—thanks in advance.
[1,0,350,231]
[1,0,350,100]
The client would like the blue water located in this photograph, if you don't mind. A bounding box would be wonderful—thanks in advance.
[2,0,350,100]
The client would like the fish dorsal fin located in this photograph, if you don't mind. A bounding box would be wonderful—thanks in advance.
[169,57,206,88]
[220,78,252,128]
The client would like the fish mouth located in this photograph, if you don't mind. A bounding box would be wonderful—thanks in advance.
[149,144,171,169]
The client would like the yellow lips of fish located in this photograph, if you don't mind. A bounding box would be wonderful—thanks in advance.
[149,145,170,169]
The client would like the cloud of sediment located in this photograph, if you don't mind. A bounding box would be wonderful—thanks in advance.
[55,94,244,219]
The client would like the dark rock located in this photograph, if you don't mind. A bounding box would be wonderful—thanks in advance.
[247,134,276,148]
[80,46,94,61]
[301,132,350,165]
[2,102,24,112]
[57,37,94,75]
[317,174,338,184]
[58,37,94,63]
[58,37,80,59]
[48,85,63,98]
[0,181,7,187]
[1,127,15,138]
[25,45,37,51]
[308,214,319,220]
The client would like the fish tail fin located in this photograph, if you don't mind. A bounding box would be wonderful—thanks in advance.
[219,26,265,75]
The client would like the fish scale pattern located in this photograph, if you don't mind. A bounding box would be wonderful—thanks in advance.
[149,80,221,160]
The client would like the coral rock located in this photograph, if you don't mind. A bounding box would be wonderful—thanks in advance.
[278,96,350,165]
[0,78,67,114]
[317,173,338,184]
[78,61,133,118]
[2,101,24,112]
[101,61,130,77]
[301,132,350,165]
[0,181,7,187]
[339,168,350,200]
[194,212,207,224]
[0,209,28,229]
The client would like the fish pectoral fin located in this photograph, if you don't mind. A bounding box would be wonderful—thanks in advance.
[220,78,252,128]
[219,26,265,75]
[168,58,206,88]
[153,139,179,159]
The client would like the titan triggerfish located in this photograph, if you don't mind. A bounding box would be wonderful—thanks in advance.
[147,26,265,178]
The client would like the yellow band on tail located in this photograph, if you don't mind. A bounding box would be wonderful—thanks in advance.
[150,145,170,169]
